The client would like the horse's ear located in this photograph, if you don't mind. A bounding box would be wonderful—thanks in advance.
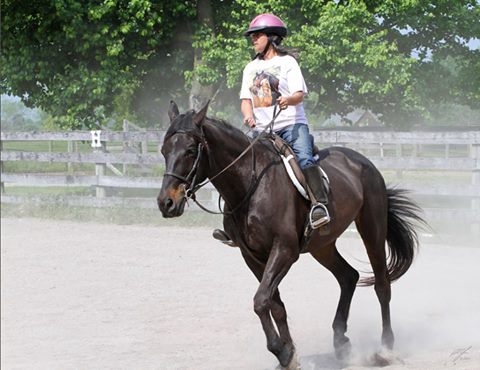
[168,101,180,122]
[193,100,210,127]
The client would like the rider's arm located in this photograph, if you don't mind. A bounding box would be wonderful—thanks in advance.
[241,99,256,127]
[277,91,304,110]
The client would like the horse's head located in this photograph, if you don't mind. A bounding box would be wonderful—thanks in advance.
[157,100,210,217]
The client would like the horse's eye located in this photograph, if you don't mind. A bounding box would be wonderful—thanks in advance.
[186,148,197,157]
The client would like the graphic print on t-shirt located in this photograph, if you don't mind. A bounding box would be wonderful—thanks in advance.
[248,68,281,108]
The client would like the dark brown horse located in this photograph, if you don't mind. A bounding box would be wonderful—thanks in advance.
[158,101,425,369]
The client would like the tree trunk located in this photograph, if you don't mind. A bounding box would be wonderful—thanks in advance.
[189,0,215,110]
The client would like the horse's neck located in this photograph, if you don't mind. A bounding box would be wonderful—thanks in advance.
[204,121,254,203]
[204,119,249,165]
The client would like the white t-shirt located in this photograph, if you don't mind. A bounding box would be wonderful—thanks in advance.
[240,55,308,131]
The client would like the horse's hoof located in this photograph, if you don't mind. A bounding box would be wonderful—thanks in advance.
[277,343,297,368]
[334,336,352,360]
[277,349,300,370]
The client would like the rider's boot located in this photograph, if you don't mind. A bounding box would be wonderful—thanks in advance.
[212,228,237,247]
[303,165,331,229]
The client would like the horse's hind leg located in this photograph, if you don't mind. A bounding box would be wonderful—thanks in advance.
[355,202,394,349]
[310,242,359,359]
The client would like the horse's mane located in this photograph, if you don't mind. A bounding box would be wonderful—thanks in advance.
[205,116,250,144]
[165,109,250,145]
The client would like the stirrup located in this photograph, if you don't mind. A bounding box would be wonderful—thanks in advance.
[309,203,330,229]
[212,229,237,247]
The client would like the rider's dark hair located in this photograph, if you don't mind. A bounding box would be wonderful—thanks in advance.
[255,34,299,61]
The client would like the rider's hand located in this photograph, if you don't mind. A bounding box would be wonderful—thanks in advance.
[243,116,256,128]
[277,96,289,110]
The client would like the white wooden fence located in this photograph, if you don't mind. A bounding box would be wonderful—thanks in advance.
[1,127,479,231]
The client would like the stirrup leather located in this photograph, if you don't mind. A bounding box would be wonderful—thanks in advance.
[309,203,330,229]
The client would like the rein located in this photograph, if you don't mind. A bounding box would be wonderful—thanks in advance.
[163,105,282,215]
[193,105,280,189]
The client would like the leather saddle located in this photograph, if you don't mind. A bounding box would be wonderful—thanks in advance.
[268,134,330,199]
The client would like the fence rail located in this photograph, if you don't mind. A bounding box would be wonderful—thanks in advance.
[3,129,479,144]
[1,128,479,234]
[1,150,478,172]
[312,130,480,144]
[1,151,164,165]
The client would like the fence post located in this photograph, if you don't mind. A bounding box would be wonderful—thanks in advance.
[472,143,480,185]
[67,140,74,175]
[123,119,129,175]
[396,143,403,179]
[471,143,480,234]
[91,130,106,199]
[141,127,148,155]
[411,143,419,159]
[96,141,107,198]
[0,140,4,193]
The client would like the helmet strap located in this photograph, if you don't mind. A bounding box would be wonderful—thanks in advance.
[256,35,274,60]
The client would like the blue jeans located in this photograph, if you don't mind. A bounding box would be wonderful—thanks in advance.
[276,124,315,169]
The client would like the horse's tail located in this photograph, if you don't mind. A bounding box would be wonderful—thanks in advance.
[360,187,427,286]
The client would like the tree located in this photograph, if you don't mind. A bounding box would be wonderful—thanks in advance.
[196,0,480,127]
[1,0,195,128]
[188,0,215,110]
[2,0,479,129]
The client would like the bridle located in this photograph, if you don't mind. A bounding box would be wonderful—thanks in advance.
[162,106,281,214]
[162,129,207,199]
[163,127,258,215]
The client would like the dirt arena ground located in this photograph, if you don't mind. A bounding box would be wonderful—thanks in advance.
[2,217,480,369]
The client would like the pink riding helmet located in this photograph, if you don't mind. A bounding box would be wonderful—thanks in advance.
[244,13,287,37]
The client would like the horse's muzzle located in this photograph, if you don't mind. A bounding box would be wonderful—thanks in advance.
[157,186,187,218]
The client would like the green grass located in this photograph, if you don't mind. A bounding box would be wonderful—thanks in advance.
[3,141,92,152]
[1,202,224,228]
[3,161,70,173]
[4,185,92,196]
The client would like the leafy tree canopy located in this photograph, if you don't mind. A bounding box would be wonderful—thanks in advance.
[1,0,479,129]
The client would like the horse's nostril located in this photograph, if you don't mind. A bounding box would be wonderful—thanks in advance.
[165,198,174,211]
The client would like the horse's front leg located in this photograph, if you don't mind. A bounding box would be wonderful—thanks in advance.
[271,290,293,347]
[254,244,299,368]
[240,249,297,368]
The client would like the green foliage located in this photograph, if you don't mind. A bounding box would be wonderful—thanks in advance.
[194,0,479,128]
[1,0,190,129]
[290,1,420,126]
[1,0,479,129]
